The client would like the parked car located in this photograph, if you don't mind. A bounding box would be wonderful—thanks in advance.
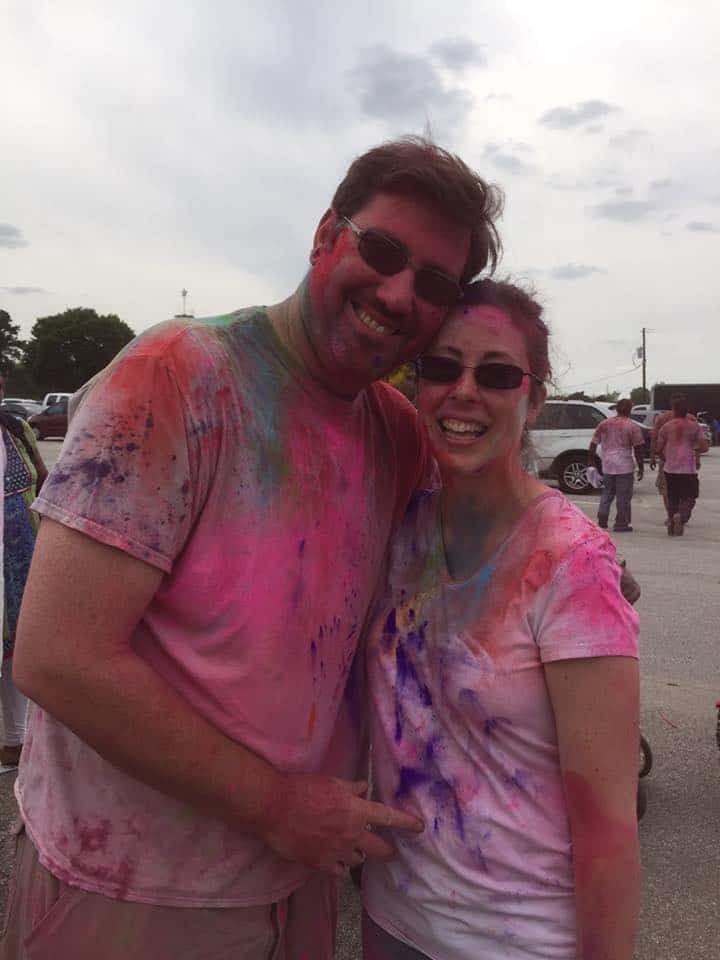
[530,400,608,494]
[0,399,44,419]
[28,398,68,439]
[41,391,73,409]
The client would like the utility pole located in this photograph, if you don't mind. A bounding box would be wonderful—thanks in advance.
[642,327,647,396]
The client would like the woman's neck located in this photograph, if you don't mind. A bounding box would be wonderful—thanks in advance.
[440,458,546,581]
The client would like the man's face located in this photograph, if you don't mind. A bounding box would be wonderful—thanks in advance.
[306,191,470,396]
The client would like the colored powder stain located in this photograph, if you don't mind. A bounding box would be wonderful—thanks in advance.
[382,608,398,646]
[396,644,432,706]
[484,715,512,737]
[306,702,317,739]
[430,778,465,841]
[433,817,440,834]
[145,414,154,429]
[78,458,113,486]
[507,769,528,791]
[77,818,112,853]
[126,442,138,452]
[396,765,431,800]
[473,846,489,872]
[298,538,306,556]
[310,640,317,665]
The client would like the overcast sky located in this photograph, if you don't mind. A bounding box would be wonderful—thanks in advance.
[2,0,719,395]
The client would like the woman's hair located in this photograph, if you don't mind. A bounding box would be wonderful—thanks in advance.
[331,136,504,281]
[461,279,551,402]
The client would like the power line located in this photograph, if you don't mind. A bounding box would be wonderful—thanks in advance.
[561,363,642,391]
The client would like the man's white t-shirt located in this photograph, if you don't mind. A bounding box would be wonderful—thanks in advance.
[363,490,639,960]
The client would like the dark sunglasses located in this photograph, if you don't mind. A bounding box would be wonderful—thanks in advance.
[417,355,543,390]
[343,217,461,307]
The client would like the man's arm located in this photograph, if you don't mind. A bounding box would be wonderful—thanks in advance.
[14,520,423,877]
[633,442,644,479]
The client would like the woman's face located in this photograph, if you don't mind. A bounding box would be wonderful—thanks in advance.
[417,304,545,477]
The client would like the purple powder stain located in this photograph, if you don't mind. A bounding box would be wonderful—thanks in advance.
[506,769,529,792]
[472,846,489,872]
[126,442,138,452]
[77,458,113,486]
[310,640,317,665]
[298,538,306,555]
[396,765,431,800]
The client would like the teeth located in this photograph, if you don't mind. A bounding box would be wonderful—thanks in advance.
[441,418,487,436]
[358,308,392,335]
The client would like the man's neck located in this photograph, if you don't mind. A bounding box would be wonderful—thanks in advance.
[266,281,363,403]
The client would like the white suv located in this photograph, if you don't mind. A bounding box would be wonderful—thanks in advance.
[530,400,608,494]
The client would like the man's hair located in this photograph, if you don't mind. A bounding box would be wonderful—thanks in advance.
[670,392,687,403]
[460,278,551,403]
[332,136,504,283]
[616,398,632,416]
[672,396,689,417]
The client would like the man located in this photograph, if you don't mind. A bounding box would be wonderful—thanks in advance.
[649,392,698,513]
[655,395,709,536]
[3,138,502,959]
[588,398,645,532]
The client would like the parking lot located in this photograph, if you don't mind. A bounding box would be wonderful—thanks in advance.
[1,442,718,957]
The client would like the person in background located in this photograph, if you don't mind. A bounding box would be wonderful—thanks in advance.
[588,398,645,533]
[362,280,640,960]
[655,395,709,536]
[649,393,698,513]
[0,380,47,769]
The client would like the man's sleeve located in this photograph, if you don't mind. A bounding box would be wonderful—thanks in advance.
[34,349,208,573]
[590,421,604,446]
[531,535,639,664]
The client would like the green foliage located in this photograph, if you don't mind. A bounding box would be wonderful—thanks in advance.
[0,309,25,378]
[23,307,134,393]
[630,386,650,404]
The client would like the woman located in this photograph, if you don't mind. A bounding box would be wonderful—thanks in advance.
[0,402,47,769]
[362,281,640,960]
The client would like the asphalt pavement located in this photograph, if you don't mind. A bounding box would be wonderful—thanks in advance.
[0,441,717,957]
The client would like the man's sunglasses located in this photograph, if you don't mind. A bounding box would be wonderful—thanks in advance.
[343,217,462,308]
[417,355,543,390]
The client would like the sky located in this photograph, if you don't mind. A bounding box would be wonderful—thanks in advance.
[2,0,719,396]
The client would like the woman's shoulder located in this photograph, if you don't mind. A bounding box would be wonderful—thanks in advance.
[515,491,615,579]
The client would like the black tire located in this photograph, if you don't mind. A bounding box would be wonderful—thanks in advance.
[639,734,653,778]
[637,780,647,820]
[556,454,592,494]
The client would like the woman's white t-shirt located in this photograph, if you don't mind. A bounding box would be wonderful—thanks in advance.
[362,490,639,960]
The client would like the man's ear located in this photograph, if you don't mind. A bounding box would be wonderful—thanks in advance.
[312,208,341,254]
[525,384,547,429]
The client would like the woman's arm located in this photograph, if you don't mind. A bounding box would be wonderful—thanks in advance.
[545,656,640,960]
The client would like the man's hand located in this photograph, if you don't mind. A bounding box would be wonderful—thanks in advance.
[636,466,644,481]
[261,774,424,877]
[649,458,656,471]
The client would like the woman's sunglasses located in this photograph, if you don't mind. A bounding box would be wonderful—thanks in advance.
[417,355,543,390]
[343,217,461,308]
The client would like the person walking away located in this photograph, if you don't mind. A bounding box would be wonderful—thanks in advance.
[0,389,47,771]
[649,393,697,512]
[656,395,709,536]
[588,398,644,532]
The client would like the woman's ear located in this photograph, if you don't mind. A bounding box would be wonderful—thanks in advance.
[525,383,547,429]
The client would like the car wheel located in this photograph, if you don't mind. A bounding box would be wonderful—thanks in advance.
[557,454,591,494]
[32,426,42,441]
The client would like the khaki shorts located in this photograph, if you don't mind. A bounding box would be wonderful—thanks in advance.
[0,824,336,960]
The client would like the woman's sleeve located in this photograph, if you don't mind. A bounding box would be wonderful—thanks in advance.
[531,535,639,663]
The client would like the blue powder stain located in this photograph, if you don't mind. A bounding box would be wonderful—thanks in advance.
[396,766,431,800]
[395,644,432,706]
[430,778,465,840]
[78,458,113,486]
[485,715,512,737]
[473,846,489,872]
[433,817,440,833]
[298,539,306,555]
[506,769,529,791]
[126,442,138,452]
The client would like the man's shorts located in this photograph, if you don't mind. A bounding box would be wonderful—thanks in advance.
[0,823,336,960]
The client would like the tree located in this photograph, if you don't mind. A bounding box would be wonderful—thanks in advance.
[630,386,650,404]
[0,309,25,378]
[23,307,134,393]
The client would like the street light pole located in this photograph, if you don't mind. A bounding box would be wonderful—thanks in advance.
[642,327,647,396]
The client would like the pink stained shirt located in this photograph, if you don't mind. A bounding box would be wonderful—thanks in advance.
[18,308,429,907]
[362,490,639,960]
[590,416,644,474]
[656,416,705,474]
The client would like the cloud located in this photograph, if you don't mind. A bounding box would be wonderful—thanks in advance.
[609,128,648,150]
[546,173,626,192]
[430,37,486,72]
[650,178,673,191]
[0,285,49,295]
[349,45,473,133]
[615,186,634,197]
[549,263,607,280]
[539,99,617,129]
[588,200,658,223]
[0,224,26,248]
[584,124,604,134]
[483,142,536,176]
[484,92,513,102]
[686,221,719,233]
